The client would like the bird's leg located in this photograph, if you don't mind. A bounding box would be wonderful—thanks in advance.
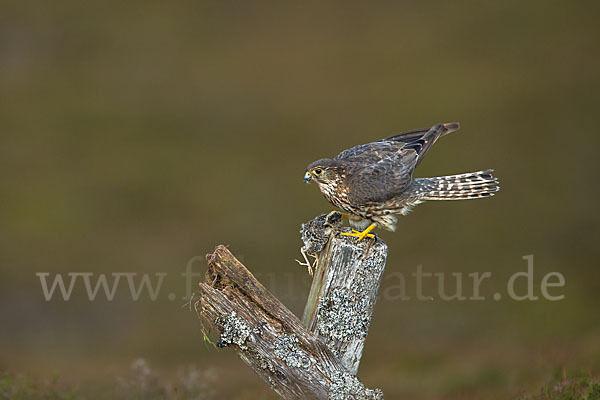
[329,210,350,219]
[340,223,377,241]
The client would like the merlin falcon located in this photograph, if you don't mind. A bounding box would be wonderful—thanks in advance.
[304,123,499,240]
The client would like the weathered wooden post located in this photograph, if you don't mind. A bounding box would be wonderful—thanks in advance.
[196,213,388,399]
[301,229,387,375]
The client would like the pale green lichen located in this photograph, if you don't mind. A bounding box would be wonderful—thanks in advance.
[274,333,312,369]
[328,371,383,400]
[215,311,251,350]
[316,287,370,343]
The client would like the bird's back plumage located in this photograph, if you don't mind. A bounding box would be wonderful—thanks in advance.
[334,123,460,204]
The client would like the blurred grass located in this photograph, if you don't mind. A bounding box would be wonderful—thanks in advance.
[1,1,599,398]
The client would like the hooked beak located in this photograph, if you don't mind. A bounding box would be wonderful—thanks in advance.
[304,171,311,184]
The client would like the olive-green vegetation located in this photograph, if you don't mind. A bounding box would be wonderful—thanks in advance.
[1,359,216,399]
[1,1,599,399]
[518,371,600,400]
[0,373,77,400]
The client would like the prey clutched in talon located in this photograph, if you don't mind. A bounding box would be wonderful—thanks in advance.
[298,212,343,276]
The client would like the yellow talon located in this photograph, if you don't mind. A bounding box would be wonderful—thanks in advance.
[341,231,375,240]
[340,223,377,241]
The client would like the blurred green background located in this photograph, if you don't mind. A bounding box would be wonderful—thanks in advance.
[1,1,599,399]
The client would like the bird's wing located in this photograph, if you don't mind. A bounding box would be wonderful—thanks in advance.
[334,123,459,204]
[338,141,418,204]
[381,122,459,166]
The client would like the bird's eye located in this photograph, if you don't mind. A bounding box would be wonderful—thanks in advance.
[313,168,323,176]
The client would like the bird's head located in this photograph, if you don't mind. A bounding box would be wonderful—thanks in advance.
[304,159,343,188]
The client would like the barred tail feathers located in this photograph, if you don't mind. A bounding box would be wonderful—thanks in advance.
[413,170,500,200]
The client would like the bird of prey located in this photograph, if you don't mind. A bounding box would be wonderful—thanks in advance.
[304,123,499,240]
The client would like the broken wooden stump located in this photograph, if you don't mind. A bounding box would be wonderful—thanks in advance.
[196,213,388,399]
[301,223,388,375]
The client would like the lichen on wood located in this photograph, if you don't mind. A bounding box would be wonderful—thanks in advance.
[329,371,383,400]
[316,287,370,342]
[214,311,255,350]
